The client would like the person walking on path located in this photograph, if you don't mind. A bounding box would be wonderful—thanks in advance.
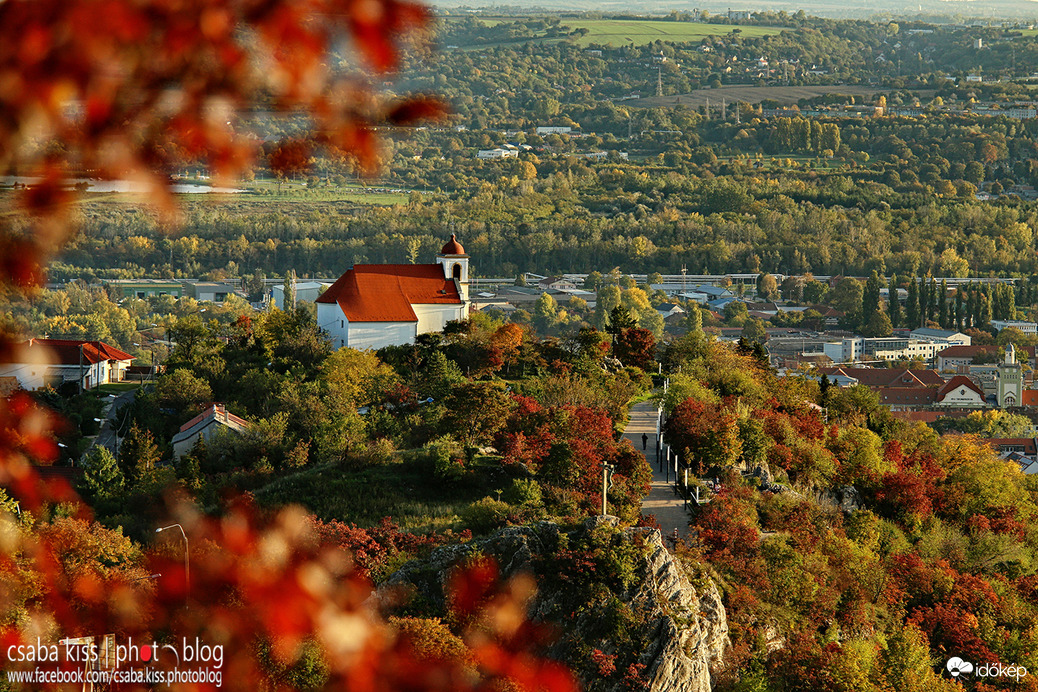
[624,400,690,544]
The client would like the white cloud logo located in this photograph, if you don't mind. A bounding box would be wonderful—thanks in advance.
[947,657,974,677]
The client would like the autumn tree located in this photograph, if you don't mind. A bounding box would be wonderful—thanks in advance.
[665,398,742,476]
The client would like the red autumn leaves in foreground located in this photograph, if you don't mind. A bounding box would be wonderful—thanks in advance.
[0,0,445,289]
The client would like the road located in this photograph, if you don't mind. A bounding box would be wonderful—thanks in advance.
[94,389,137,456]
[623,400,691,543]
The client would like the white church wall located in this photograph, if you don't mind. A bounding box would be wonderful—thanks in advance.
[413,303,467,335]
[347,322,416,350]
[317,302,349,349]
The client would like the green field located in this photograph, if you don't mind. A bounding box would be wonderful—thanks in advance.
[563,19,786,47]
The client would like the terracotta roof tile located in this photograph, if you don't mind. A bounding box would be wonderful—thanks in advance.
[21,339,134,365]
[316,264,461,323]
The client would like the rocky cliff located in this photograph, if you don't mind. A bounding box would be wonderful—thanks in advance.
[380,519,729,692]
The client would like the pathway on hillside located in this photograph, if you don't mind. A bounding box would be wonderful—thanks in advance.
[623,400,691,544]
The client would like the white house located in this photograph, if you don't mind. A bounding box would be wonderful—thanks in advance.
[536,126,572,135]
[476,148,518,159]
[172,404,250,460]
[316,236,469,350]
[656,303,686,319]
[272,281,332,309]
[0,339,134,390]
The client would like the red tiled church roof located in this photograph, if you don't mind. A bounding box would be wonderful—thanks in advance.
[316,264,462,323]
[23,338,134,365]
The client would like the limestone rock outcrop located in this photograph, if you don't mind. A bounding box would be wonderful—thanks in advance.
[380,520,729,692]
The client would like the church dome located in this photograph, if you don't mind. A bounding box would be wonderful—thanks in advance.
[440,234,466,255]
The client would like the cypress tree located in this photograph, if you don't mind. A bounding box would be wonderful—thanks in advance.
[928,277,939,323]
[939,279,949,328]
[955,289,964,331]
[888,275,901,328]
[906,277,920,328]
[919,277,930,326]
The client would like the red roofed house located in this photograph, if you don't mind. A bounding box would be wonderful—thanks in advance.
[316,236,469,350]
[172,404,250,460]
[0,338,134,391]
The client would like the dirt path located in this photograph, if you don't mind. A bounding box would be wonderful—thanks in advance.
[622,401,691,543]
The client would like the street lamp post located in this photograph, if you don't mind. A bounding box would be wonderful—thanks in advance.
[155,524,189,594]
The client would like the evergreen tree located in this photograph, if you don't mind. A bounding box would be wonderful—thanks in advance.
[686,302,704,336]
[887,275,901,328]
[969,286,980,329]
[929,278,939,323]
[607,305,637,335]
[81,446,124,501]
[118,422,161,484]
[919,277,930,325]
[980,291,993,327]
[860,270,882,332]
[939,279,949,328]
[955,289,965,331]
[906,277,920,328]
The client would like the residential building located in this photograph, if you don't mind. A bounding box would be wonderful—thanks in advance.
[104,279,184,300]
[656,303,686,319]
[315,235,469,350]
[538,276,577,291]
[536,126,572,135]
[476,148,518,159]
[172,404,250,460]
[0,339,134,390]
[186,282,242,303]
[272,282,332,309]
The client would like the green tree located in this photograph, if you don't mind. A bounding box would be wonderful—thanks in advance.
[887,275,901,328]
[757,273,779,301]
[156,369,213,418]
[118,422,162,484]
[533,292,559,331]
[607,304,637,335]
[80,446,124,501]
[906,277,920,329]
[741,317,767,344]
[686,302,704,336]
[862,309,893,338]
[831,278,864,320]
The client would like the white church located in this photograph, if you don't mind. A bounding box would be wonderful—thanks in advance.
[316,235,470,350]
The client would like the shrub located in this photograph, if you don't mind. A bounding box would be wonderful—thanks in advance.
[503,478,543,508]
[460,497,511,534]
[424,435,464,480]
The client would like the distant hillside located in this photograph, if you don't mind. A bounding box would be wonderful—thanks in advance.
[433,0,1038,21]
[636,85,887,109]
